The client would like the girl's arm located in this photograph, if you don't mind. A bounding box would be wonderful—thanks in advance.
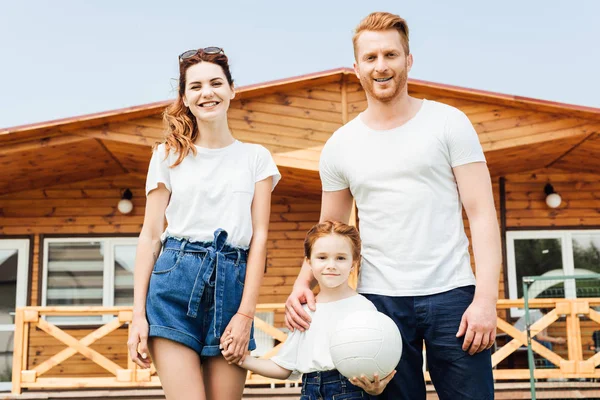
[240,357,293,380]
[221,177,274,364]
[221,333,293,380]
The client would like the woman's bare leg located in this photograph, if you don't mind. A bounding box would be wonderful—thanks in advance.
[203,355,247,400]
[149,338,206,400]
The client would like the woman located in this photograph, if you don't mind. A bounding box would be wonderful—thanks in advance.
[127,47,280,400]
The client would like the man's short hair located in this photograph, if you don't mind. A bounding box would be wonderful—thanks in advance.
[353,12,410,59]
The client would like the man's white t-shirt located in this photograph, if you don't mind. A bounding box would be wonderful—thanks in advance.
[320,99,486,296]
[271,294,377,378]
[146,140,281,249]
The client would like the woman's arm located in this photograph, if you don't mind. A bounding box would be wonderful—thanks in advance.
[220,177,273,364]
[127,184,170,368]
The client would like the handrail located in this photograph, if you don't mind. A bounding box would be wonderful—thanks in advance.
[11,299,600,394]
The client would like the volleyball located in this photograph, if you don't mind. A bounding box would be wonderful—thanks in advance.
[329,310,402,381]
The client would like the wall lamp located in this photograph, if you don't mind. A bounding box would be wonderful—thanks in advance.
[118,188,134,214]
[544,183,562,209]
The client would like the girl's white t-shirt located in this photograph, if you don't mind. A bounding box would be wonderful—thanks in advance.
[271,294,377,379]
[145,140,281,248]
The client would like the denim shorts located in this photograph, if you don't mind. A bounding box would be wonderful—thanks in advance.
[364,286,493,400]
[301,369,371,400]
[146,229,256,357]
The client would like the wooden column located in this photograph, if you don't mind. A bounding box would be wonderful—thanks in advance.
[341,74,360,289]
[11,309,24,394]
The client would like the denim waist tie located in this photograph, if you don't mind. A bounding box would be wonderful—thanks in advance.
[169,229,242,339]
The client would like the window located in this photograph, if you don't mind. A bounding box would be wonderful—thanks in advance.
[506,230,600,302]
[42,237,137,323]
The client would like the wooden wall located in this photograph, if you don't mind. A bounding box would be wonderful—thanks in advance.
[503,168,600,361]
[0,174,146,306]
[504,169,600,227]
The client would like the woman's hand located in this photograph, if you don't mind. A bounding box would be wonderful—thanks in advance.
[127,315,152,369]
[351,371,396,396]
[220,313,253,365]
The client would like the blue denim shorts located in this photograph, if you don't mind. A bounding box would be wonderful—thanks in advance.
[301,369,371,400]
[146,229,256,357]
[364,286,493,400]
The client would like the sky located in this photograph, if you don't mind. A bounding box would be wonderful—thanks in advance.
[1,0,599,128]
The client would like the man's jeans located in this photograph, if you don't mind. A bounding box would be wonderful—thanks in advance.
[364,285,494,400]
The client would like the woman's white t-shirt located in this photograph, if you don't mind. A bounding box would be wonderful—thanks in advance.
[145,140,281,248]
[271,294,377,379]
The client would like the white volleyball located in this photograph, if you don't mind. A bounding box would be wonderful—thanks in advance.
[329,310,402,381]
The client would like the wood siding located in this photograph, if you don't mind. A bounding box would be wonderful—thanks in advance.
[502,168,600,362]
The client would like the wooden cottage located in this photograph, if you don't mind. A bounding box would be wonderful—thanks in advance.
[1,67,600,398]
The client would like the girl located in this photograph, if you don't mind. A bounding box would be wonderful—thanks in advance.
[127,47,280,400]
[222,221,396,399]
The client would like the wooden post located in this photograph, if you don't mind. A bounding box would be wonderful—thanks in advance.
[341,74,348,125]
[11,309,24,395]
[348,201,359,289]
[566,301,584,372]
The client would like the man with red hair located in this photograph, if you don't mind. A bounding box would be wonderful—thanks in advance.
[286,11,500,400]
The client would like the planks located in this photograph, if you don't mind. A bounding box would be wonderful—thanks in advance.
[503,169,600,227]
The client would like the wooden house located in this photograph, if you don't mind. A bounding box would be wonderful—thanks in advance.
[1,67,600,398]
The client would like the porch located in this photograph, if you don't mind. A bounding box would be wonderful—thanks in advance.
[5,298,600,398]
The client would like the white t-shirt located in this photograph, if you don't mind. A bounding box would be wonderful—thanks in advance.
[320,99,485,296]
[145,140,281,248]
[271,294,377,379]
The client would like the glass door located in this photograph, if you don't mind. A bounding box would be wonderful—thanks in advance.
[0,239,29,391]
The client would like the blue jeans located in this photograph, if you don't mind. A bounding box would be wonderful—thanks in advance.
[301,369,371,400]
[146,229,256,357]
[535,339,553,368]
[364,286,494,400]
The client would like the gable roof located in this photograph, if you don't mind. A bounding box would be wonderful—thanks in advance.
[1,67,599,195]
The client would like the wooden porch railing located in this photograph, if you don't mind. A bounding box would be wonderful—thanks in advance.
[11,299,600,394]
[491,298,600,381]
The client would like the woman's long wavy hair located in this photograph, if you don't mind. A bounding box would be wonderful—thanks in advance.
[158,50,234,167]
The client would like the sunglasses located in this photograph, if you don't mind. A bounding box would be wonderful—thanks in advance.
[179,47,224,62]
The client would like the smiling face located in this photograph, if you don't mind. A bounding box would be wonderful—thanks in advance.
[182,61,235,122]
[308,234,356,290]
[353,29,412,104]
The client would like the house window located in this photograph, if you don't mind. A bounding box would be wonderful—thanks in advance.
[42,237,137,323]
[506,230,600,302]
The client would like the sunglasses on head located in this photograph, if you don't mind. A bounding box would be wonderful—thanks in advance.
[179,47,224,62]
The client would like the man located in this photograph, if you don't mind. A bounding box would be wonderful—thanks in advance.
[285,12,502,400]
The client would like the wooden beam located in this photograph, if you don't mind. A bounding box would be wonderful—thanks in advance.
[494,313,564,367]
[253,316,288,343]
[33,318,124,376]
[0,135,89,155]
[36,318,123,375]
[341,74,348,124]
[11,309,25,394]
[75,127,155,146]
[545,130,598,168]
[272,153,319,171]
[482,123,595,151]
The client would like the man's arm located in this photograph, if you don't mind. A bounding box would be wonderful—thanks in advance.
[284,189,354,331]
[453,162,502,355]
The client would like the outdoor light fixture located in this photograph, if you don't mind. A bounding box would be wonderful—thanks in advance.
[544,183,562,209]
[118,188,134,214]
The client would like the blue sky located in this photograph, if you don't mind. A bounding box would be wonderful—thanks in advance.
[1,0,598,128]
